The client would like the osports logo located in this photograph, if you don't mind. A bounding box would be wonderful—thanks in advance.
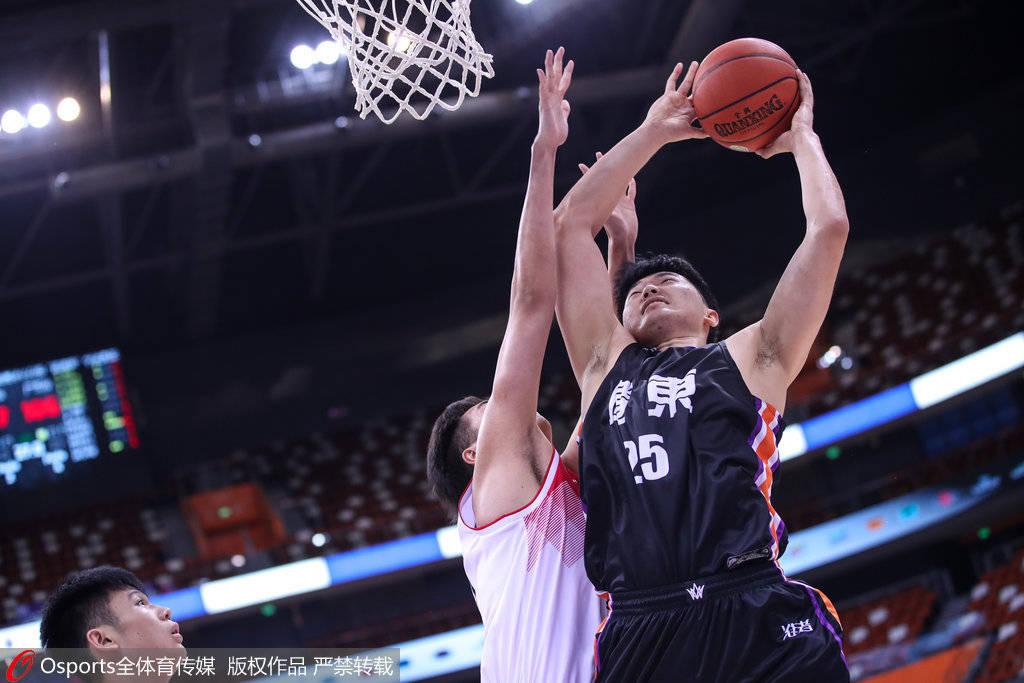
[5,650,34,682]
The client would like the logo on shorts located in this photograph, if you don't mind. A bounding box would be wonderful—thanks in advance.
[781,619,814,639]
[685,583,705,601]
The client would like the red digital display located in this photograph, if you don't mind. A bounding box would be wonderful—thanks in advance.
[0,348,139,487]
[20,395,62,423]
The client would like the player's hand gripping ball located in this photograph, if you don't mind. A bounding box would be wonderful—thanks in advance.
[692,38,800,152]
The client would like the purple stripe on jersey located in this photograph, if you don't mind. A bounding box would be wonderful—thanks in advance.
[776,519,787,545]
[748,398,765,446]
[770,452,781,473]
[801,585,848,668]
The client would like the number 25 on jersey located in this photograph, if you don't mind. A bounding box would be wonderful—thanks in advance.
[623,434,669,485]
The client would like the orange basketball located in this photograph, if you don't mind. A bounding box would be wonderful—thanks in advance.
[692,38,800,152]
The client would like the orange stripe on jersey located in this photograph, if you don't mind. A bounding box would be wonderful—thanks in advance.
[814,587,842,627]
[750,401,782,558]
[593,610,611,681]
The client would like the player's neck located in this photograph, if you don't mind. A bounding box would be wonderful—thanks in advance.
[655,334,705,352]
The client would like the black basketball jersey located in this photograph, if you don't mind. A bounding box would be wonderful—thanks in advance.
[578,341,789,593]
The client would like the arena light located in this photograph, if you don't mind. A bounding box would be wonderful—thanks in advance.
[1,109,26,134]
[909,332,1024,409]
[817,345,842,369]
[311,532,327,547]
[26,103,52,128]
[56,97,81,122]
[386,31,413,53]
[290,43,316,69]
[199,557,330,614]
[436,525,462,559]
[780,331,1024,461]
[515,0,534,4]
[230,554,246,568]
[315,40,342,64]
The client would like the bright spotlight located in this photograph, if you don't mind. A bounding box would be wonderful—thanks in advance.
[1,110,26,134]
[515,0,534,4]
[230,554,246,568]
[290,44,316,69]
[386,31,413,53]
[316,40,342,64]
[27,103,51,128]
[311,532,327,547]
[57,97,81,122]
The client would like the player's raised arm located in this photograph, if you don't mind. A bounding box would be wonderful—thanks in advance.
[554,62,706,400]
[578,152,639,282]
[725,71,849,412]
[471,48,573,520]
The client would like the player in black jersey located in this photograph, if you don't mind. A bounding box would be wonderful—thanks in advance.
[553,62,850,681]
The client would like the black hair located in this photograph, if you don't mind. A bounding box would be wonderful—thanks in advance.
[426,396,485,519]
[614,253,722,343]
[40,566,146,650]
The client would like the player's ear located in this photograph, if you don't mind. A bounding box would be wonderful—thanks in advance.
[705,308,720,329]
[462,445,476,466]
[86,625,119,650]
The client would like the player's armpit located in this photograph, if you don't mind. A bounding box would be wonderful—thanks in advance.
[725,322,788,412]
[471,419,550,527]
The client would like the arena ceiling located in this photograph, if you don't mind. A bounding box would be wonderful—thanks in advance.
[0,0,1016,365]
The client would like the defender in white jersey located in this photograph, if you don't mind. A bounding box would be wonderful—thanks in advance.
[457,448,596,682]
[426,50,636,682]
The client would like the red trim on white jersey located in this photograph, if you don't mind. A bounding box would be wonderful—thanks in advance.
[457,446,557,531]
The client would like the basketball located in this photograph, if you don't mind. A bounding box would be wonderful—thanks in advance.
[692,38,800,152]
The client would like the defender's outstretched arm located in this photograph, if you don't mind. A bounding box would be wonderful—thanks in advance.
[472,49,573,523]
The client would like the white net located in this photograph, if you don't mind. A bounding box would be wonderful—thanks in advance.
[296,0,494,124]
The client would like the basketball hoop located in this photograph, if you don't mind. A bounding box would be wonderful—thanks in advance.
[295,0,494,124]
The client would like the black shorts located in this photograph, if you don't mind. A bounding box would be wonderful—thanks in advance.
[594,562,850,683]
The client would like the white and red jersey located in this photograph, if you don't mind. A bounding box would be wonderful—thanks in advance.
[458,449,604,683]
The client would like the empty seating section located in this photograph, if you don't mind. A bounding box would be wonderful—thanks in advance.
[839,584,937,656]
[807,212,1022,416]
[0,501,167,623]
[970,547,1024,683]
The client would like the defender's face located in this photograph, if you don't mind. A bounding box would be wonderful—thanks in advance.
[105,588,185,650]
[622,272,710,346]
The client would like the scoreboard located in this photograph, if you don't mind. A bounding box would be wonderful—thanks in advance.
[0,348,139,487]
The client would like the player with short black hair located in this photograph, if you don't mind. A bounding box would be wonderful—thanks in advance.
[40,566,184,683]
[614,254,720,340]
[553,63,850,681]
[425,49,639,682]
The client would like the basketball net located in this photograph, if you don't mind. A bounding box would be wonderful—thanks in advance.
[295,0,494,124]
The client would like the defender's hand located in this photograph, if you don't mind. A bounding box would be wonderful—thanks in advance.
[757,70,816,158]
[579,152,637,246]
[535,47,574,149]
[642,61,708,144]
